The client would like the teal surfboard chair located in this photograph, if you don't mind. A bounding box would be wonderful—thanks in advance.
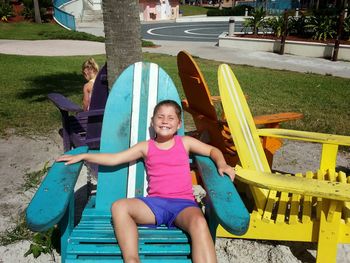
[26,62,249,262]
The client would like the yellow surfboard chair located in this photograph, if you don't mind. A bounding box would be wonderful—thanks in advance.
[177,50,303,168]
[217,63,350,263]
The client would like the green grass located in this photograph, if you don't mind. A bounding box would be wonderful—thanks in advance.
[179,5,211,16]
[0,54,106,136]
[0,212,33,246]
[0,22,104,42]
[0,164,59,259]
[22,162,50,191]
[0,53,350,137]
[0,22,155,47]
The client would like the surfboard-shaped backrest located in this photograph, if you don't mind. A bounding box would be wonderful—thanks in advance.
[177,50,218,121]
[218,64,271,209]
[95,62,184,210]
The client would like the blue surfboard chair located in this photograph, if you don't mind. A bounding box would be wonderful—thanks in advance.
[26,62,249,262]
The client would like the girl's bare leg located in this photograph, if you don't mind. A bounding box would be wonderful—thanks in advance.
[175,207,217,263]
[111,198,156,263]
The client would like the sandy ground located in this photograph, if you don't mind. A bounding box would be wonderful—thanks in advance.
[0,133,349,263]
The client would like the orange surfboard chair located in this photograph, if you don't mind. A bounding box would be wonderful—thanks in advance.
[177,50,303,167]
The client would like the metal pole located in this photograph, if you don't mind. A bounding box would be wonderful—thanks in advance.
[295,8,299,17]
[229,18,235,36]
[245,7,248,17]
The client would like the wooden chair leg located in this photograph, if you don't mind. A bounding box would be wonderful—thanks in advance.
[316,200,342,263]
[59,196,75,262]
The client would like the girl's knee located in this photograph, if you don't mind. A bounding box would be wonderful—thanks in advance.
[194,214,209,231]
[187,213,209,234]
[111,199,128,215]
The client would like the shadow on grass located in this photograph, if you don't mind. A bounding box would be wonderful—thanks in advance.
[18,72,83,102]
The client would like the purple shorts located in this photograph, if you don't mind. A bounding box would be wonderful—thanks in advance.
[137,196,198,227]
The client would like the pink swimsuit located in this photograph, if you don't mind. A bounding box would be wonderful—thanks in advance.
[145,135,194,201]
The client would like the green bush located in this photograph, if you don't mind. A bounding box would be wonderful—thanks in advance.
[207,7,231,16]
[21,0,53,9]
[312,7,341,17]
[0,2,13,20]
[306,15,337,41]
[22,6,34,20]
[22,0,34,9]
[242,7,266,34]
[265,15,286,37]
[231,5,254,16]
[39,0,52,9]
[207,5,253,16]
[22,6,49,22]
[288,15,310,37]
[38,30,105,42]
[24,227,60,259]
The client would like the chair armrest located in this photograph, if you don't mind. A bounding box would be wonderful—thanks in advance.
[48,93,83,113]
[235,166,350,201]
[195,155,250,236]
[253,112,303,126]
[257,128,350,146]
[76,109,105,118]
[218,112,303,129]
[26,146,89,232]
[210,95,221,103]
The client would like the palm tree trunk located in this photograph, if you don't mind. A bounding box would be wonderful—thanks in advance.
[102,0,142,87]
[33,0,42,23]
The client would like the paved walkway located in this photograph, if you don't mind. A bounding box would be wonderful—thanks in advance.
[1,16,349,78]
[142,40,350,78]
[0,39,105,56]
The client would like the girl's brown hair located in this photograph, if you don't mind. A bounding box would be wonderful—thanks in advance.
[153,100,182,120]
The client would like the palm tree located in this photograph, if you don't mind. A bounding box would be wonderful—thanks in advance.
[243,6,266,35]
[102,0,142,87]
[33,0,41,23]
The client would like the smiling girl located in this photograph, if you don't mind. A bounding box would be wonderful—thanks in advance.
[57,100,235,263]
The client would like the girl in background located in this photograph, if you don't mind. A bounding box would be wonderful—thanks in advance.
[81,58,99,111]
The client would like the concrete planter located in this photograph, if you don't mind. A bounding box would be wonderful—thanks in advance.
[218,33,350,61]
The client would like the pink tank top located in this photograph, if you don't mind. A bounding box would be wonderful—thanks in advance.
[145,135,194,201]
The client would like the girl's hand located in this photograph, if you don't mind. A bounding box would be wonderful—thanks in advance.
[218,164,235,181]
[56,154,84,165]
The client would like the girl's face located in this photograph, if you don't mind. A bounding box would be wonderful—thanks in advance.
[152,105,181,139]
[83,68,96,81]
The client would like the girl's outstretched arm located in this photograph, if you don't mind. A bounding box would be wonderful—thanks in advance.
[182,136,235,181]
[56,141,148,166]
